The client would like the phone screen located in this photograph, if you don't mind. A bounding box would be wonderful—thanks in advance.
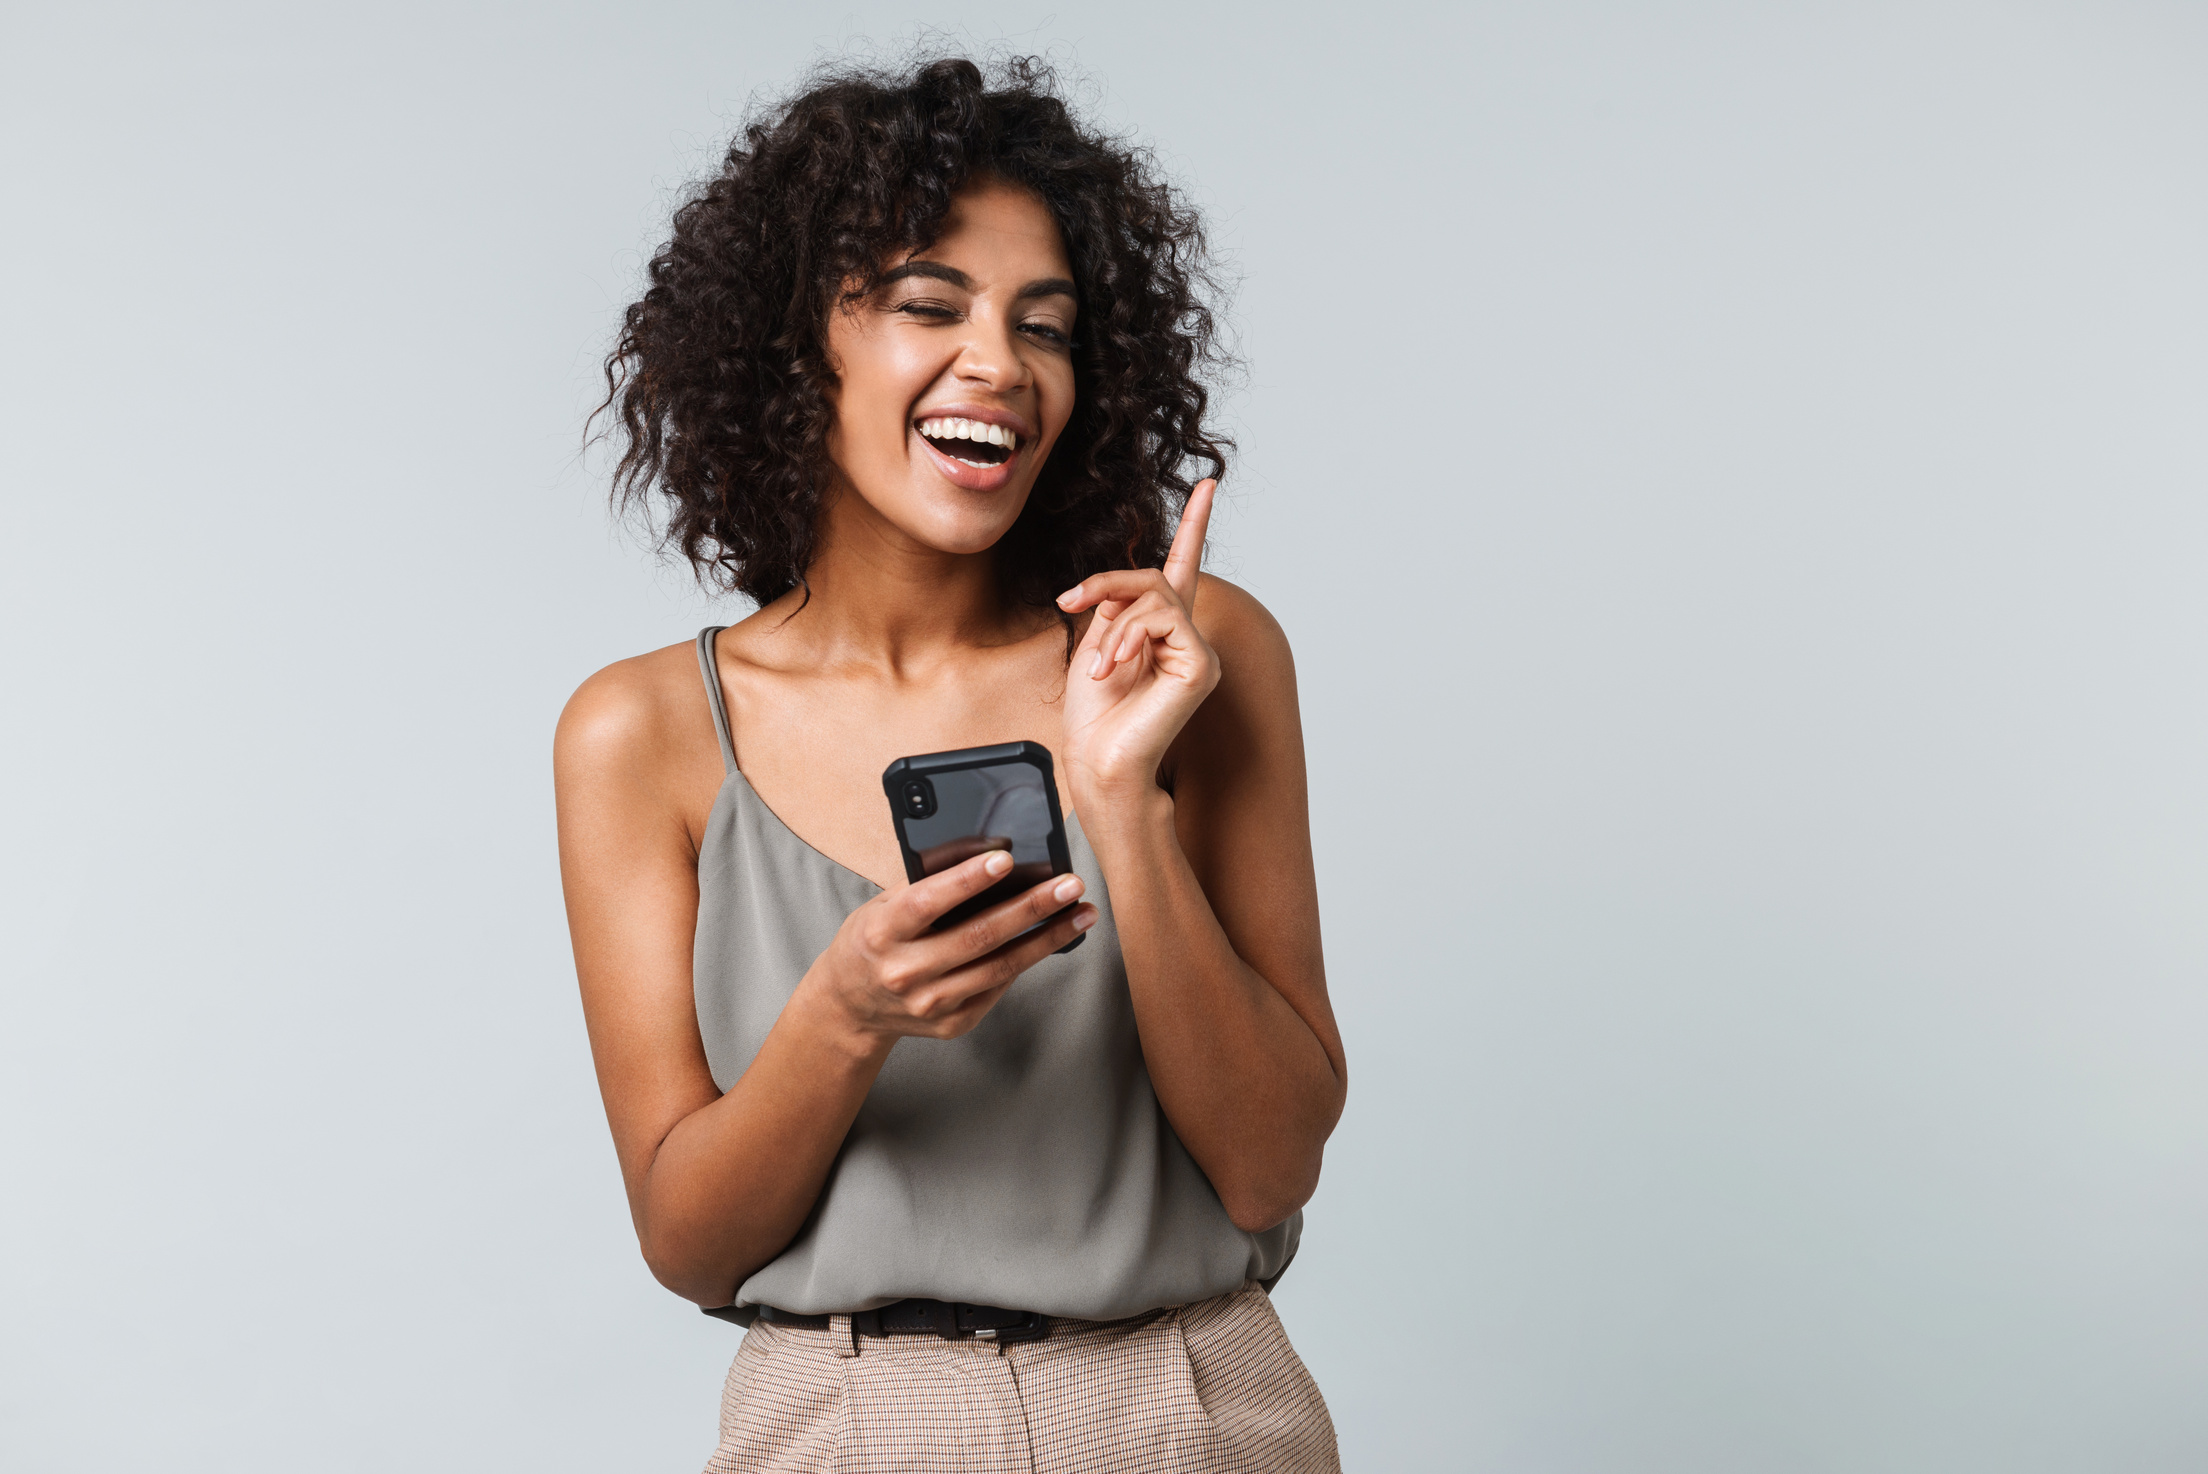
[898,761,1057,890]
[888,749,1074,937]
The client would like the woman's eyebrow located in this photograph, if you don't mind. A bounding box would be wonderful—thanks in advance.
[877,261,1076,304]
[1016,277,1078,303]
[880,261,970,289]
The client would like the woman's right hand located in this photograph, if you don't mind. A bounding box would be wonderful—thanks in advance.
[803,850,1097,1044]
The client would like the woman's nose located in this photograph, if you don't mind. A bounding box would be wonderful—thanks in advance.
[953,314,1029,392]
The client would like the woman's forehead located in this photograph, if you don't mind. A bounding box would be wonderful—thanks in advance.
[912,182,1071,280]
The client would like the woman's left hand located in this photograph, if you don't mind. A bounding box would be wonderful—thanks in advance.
[1056,478,1220,812]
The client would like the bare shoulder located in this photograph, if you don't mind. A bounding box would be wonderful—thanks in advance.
[1191,573,1297,697]
[1178,574,1304,781]
[554,637,722,804]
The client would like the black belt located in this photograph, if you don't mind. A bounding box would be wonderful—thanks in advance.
[754,1297,1050,1344]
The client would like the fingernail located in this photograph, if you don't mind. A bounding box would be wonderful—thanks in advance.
[1053,876,1083,903]
[1090,652,1107,677]
[985,852,1013,876]
[1073,907,1096,932]
[1057,586,1080,607]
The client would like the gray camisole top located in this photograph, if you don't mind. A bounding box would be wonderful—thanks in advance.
[692,627,1298,1321]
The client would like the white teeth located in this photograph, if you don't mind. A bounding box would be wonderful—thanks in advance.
[917,416,1019,453]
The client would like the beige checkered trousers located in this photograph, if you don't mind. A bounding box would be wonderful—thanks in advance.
[701,1282,1339,1473]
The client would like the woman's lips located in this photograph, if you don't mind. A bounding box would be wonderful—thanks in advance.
[914,423,1021,492]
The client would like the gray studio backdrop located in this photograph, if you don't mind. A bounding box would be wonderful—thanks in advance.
[4,3,2204,1470]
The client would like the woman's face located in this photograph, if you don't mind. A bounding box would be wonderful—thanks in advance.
[822,178,1079,557]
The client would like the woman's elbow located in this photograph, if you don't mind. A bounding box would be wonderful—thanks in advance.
[639,1228,740,1310]
[1218,1155,1324,1234]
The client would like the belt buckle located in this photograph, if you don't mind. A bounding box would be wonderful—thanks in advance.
[958,1305,1050,1344]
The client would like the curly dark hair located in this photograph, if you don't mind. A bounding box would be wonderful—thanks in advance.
[596,54,1231,615]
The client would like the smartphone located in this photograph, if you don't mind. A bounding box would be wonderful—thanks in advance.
[881,741,1085,953]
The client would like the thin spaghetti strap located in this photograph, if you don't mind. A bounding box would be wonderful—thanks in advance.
[694,627,738,774]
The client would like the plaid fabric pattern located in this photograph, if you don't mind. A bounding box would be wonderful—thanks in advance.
[703,1283,1338,1473]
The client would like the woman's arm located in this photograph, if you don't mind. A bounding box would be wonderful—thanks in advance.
[1090,580,1343,1231]
[555,654,1094,1305]
[1057,486,1348,1232]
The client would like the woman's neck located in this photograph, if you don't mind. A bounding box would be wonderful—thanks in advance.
[761,491,1050,676]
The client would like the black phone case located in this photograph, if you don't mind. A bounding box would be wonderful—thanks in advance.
[881,741,1086,954]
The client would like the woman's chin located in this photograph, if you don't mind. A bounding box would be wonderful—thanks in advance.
[885,488,1032,557]
[918,517,1023,557]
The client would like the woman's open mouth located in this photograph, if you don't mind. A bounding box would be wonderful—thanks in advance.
[916,415,1018,469]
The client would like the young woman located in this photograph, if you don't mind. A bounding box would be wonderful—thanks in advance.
[556,57,1346,1472]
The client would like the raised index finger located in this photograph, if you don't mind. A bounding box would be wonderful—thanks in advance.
[1162,478,1216,605]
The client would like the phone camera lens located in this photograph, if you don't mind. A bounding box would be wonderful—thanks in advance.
[901,778,937,820]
